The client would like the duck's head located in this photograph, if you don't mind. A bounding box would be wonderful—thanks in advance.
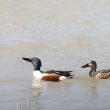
[81,60,97,72]
[22,57,42,71]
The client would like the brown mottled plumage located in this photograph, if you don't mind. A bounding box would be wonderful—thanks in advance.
[81,61,110,79]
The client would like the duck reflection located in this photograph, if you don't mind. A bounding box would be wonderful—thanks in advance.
[32,78,42,97]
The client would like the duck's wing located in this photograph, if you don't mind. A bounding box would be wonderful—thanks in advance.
[44,70,74,78]
[95,69,110,79]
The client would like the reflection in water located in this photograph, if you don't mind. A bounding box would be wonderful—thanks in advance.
[80,78,98,100]
[89,86,98,102]
[32,78,42,97]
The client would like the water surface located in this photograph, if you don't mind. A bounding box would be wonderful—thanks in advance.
[0,0,110,110]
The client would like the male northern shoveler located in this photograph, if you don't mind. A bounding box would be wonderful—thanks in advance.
[22,57,74,82]
[81,60,110,79]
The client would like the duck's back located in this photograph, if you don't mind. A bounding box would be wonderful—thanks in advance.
[45,70,73,78]
[94,69,110,79]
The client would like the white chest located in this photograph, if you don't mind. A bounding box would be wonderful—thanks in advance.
[33,71,48,79]
[33,71,42,79]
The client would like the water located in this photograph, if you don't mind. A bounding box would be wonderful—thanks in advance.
[0,0,110,110]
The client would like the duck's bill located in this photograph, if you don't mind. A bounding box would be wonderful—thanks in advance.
[22,57,31,62]
[81,63,89,68]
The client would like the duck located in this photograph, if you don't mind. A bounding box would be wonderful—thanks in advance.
[81,60,110,79]
[22,57,74,82]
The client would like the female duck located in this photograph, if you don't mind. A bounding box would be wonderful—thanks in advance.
[22,57,73,82]
[81,61,110,79]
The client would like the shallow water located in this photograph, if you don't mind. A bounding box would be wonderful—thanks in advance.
[0,0,110,110]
